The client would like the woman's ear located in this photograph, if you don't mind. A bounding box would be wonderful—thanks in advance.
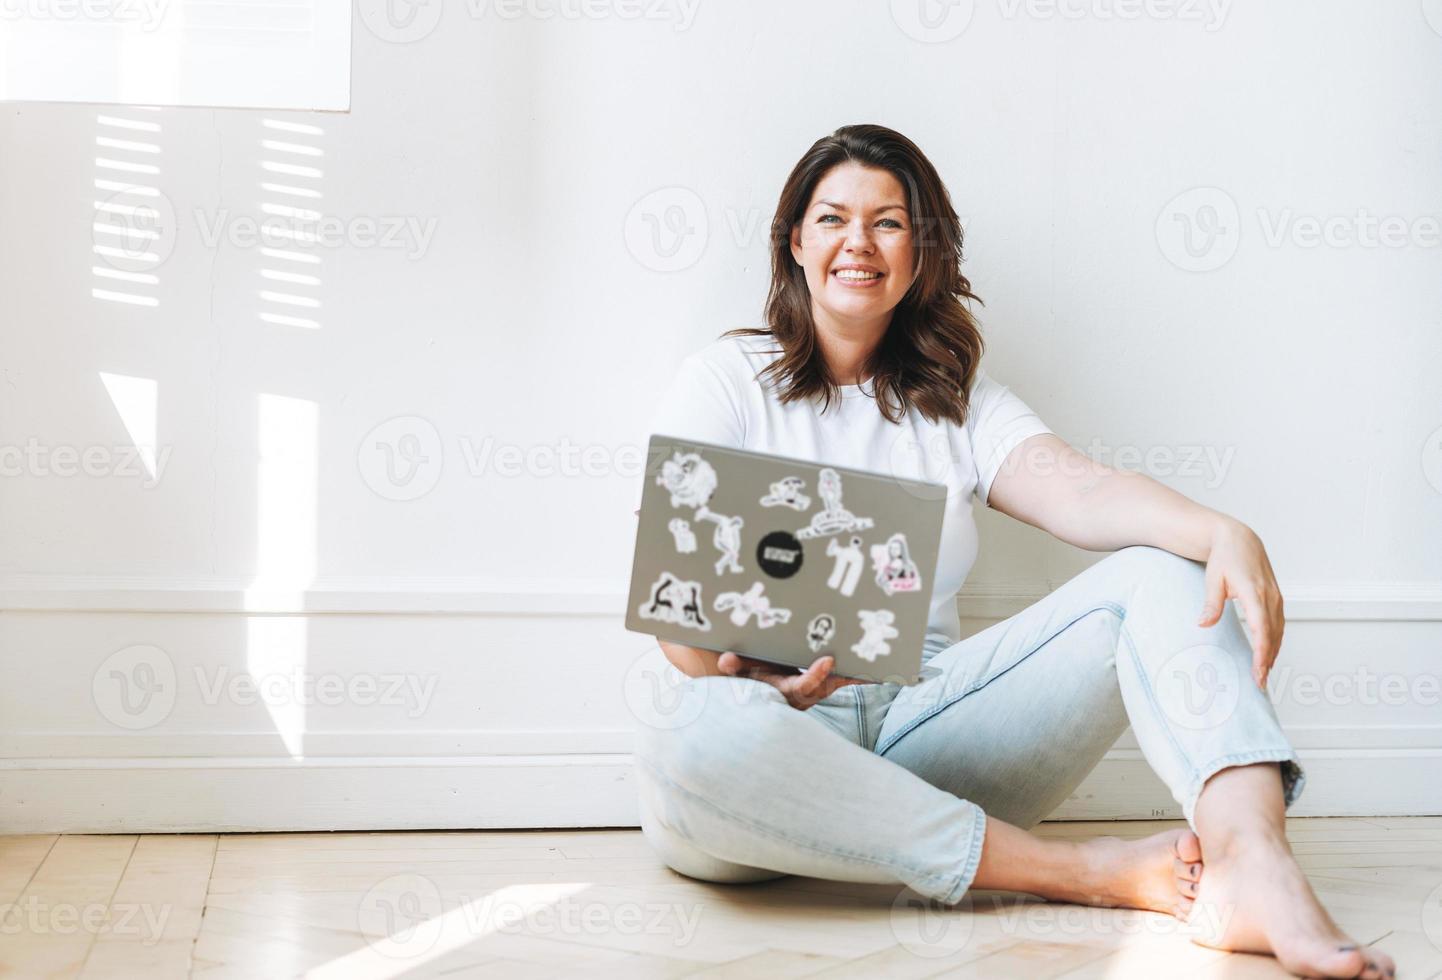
[789,222,804,266]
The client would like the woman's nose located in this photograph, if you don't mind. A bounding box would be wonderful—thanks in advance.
[844,220,875,251]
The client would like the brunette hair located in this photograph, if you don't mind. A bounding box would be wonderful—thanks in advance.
[723,124,985,425]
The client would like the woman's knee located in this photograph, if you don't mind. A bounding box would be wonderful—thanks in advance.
[636,790,786,885]
[1107,544,1204,583]
[632,675,789,798]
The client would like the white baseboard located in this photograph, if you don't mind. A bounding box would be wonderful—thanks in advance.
[0,726,1437,834]
[1,578,1438,833]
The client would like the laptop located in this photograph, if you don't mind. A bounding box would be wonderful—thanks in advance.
[625,434,947,684]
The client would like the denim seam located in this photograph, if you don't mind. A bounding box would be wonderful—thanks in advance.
[853,686,868,748]
[1112,604,1202,786]
[940,802,988,905]
[1180,749,1305,819]
[876,605,1122,758]
[634,754,968,899]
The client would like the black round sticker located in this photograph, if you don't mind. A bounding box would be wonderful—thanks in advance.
[756,531,804,579]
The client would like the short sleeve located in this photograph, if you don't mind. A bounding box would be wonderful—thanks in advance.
[966,368,1052,506]
[645,352,747,450]
[634,351,747,514]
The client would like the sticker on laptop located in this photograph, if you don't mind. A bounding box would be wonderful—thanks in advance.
[806,613,836,653]
[694,506,744,574]
[638,572,711,632]
[870,532,923,596]
[760,476,811,511]
[668,518,697,554]
[824,534,865,597]
[756,530,804,579]
[853,609,899,661]
[713,582,792,629]
[657,450,717,509]
[796,467,874,540]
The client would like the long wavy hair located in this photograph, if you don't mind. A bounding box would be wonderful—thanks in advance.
[723,124,985,426]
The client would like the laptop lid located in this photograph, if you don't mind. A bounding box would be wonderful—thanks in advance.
[625,434,946,684]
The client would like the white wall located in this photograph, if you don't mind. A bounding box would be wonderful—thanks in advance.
[0,0,1439,831]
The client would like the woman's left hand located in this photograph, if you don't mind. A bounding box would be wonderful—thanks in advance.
[1198,518,1285,690]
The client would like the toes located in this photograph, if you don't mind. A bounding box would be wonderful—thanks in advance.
[1173,828,1203,865]
[1173,856,1203,881]
[1311,945,1367,979]
[1172,897,1195,921]
[1174,875,1199,899]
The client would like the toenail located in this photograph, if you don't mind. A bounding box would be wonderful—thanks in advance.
[1191,863,1199,876]
[1338,945,1358,951]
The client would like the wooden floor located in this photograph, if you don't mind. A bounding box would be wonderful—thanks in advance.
[0,817,1438,979]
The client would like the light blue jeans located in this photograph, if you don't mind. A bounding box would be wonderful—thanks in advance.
[631,545,1305,904]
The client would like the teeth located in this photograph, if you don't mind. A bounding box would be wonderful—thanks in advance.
[835,270,882,280]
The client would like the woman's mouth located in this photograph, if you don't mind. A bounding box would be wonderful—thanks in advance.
[832,269,885,288]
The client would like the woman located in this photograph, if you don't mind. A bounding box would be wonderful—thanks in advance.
[634,124,1392,979]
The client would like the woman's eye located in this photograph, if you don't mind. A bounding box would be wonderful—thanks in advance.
[818,214,841,223]
[880,218,904,229]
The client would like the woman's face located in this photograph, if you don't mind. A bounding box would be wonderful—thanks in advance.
[789,162,916,331]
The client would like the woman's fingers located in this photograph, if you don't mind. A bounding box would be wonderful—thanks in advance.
[1198,564,1226,627]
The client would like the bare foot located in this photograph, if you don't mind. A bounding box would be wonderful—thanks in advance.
[1187,832,1396,978]
[1068,828,1204,918]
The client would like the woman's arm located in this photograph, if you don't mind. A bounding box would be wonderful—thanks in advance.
[657,639,727,677]
[985,433,1285,689]
[984,433,1232,559]
[656,638,867,709]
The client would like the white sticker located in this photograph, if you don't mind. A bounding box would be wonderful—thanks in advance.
[806,613,836,653]
[796,467,874,540]
[870,532,923,596]
[638,572,712,632]
[853,609,899,662]
[667,517,697,554]
[695,505,744,575]
[656,450,717,509]
[825,535,865,597]
[760,476,811,511]
[713,582,792,629]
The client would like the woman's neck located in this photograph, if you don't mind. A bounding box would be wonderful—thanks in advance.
[812,308,890,385]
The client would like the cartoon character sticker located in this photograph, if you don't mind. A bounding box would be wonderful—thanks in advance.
[695,506,744,574]
[825,535,865,597]
[638,572,711,632]
[852,609,898,662]
[806,613,836,653]
[760,476,811,511]
[869,532,922,596]
[668,517,697,554]
[796,467,874,540]
[657,450,717,509]
[713,582,792,629]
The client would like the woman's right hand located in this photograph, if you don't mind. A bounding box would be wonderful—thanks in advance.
[715,652,868,710]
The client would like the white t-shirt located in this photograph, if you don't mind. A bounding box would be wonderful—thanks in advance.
[642,333,1053,644]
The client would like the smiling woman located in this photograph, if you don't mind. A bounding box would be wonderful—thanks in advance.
[726,127,985,424]
[635,124,1394,980]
